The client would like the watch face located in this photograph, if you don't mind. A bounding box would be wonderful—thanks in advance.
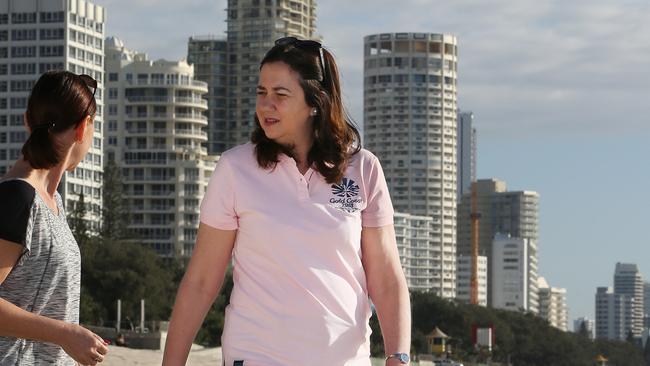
[399,353,410,363]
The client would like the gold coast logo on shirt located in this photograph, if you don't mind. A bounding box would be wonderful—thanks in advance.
[330,178,363,213]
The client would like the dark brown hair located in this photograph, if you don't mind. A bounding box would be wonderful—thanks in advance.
[251,41,361,184]
[22,71,97,169]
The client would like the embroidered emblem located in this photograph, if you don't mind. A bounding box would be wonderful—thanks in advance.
[331,178,360,198]
[330,178,363,213]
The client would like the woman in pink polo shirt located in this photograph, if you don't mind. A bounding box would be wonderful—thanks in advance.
[163,37,411,366]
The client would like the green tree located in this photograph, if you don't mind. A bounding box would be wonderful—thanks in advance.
[577,320,589,338]
[195,268,234,347]
[644,335,650,366]
[101,160,129,241]
[79,237,181,326]
[68,192,89,244]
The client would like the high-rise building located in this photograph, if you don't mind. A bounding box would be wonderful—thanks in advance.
[457,178,539,305]
[104,37,215,257]
[456,254,487,306]
[596,286,634,341]
[537,277,568,331]
[394,212,455,297]
[223,0,316,153]
[614,262,644,338]
[457,111,475,201]
[0,0,105,231]
[643,282,650,329]
[573,316,595,339]
[363,32,458,295]
[187,36,228,155]
[491,234,538,314]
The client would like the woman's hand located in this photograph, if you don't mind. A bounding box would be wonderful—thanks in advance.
[59,323,108,365]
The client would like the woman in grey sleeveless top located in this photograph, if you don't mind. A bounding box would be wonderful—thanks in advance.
[0,71,109,365]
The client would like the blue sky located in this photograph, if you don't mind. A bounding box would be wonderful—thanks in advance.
[96,0,650,326]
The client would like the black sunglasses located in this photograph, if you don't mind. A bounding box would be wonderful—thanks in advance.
[275,37,326,82]
[78,74,97,117]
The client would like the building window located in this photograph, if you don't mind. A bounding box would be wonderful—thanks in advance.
[11,46,36,58]
[10,97,27,109]
[40,45,64,57]
[40,12,65,23]
[40,28,64,40]
[108,88,118,99]
[11,29,37,41]
[10,63,36,75]
[39,62,64,73]
[10,80,34,92]
[11,13,37,24]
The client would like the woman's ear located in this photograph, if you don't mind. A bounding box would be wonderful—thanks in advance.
[75,116,90,142]
[23,113,32,134]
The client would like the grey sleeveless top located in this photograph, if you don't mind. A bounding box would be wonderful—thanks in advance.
[0,179,80,365]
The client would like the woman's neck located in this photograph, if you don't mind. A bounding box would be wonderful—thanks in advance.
[5,159,67,198]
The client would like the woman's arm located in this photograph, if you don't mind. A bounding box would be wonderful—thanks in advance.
[162,223,237,366]
[361,225,411,365]
[0,239,108,365]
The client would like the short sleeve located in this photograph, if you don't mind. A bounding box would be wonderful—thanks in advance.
[200,155,239,230]
[0,180,36,251]
[361,155,394,227]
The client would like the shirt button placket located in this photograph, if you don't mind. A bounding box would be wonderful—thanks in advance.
[298,176,309,201]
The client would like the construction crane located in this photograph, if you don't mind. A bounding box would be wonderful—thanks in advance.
[470,181,481,305]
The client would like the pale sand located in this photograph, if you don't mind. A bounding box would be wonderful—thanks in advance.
[102,345,222,366]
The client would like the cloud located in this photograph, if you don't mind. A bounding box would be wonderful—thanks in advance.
[97,0,650,136]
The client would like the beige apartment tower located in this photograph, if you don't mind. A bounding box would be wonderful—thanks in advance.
[104,37,215,257]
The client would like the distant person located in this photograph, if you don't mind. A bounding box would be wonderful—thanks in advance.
[115,333,127,347]
[163,38,411,365]
[0,71,109,365]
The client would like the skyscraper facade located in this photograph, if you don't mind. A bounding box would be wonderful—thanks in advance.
[0,0,105,231]
[457,178,539,305]
[363,32,458,294]
[538,277,568,331]
[223,0,316,153]
[394,212,455,297]
[456,254,487,306]
[614,262,644,338]
[491,234,538,314]
[596,286,634,341]
[104,37,215,257]
[187,36,228,155]
[457,110,475,201]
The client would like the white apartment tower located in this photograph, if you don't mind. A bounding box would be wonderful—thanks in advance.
[491,234,539,314]
[363,32,458,294]
[456,254,488,306]
[0,0,105,231]
[394,212,456,298]
[614,262,644,338]
[538,277,568,331]
[224,0,316,152]
[104,37,215,257]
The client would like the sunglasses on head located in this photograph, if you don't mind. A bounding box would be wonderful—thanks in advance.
[77,74,97,118]
[275,37,326,82]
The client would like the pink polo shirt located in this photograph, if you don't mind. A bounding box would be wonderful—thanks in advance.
[200,143,394,366]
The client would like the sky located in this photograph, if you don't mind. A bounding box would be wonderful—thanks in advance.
[95,0,650,326]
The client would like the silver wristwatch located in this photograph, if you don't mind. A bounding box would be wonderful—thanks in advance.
[385,353,410,364]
